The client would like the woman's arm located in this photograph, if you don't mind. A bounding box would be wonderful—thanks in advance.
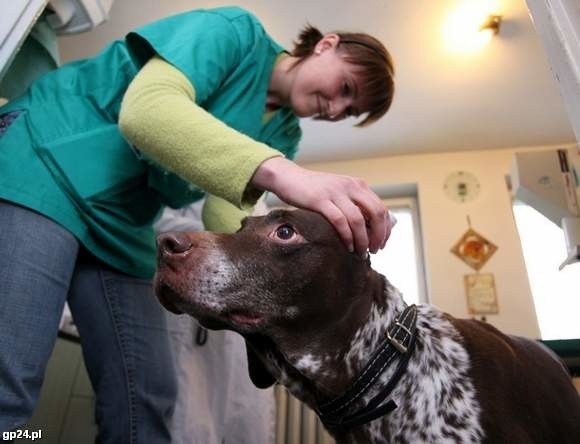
[119,56,282,210]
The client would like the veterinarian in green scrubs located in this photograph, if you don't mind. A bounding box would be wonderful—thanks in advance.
[0,6,395,441]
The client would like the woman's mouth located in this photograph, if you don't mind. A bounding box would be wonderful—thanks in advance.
[316,94,326,118]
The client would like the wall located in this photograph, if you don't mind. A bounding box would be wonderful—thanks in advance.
[301,144,579,338]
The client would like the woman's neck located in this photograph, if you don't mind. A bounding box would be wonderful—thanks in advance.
[266,54,298,111]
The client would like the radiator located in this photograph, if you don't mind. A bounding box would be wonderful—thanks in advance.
[275,385,335,444]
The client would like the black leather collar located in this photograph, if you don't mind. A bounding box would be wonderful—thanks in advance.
[315,304,418,431]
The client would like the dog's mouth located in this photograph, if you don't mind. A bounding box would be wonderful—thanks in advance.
[155,281,185,315]
[227,310,265,328]
[195,310,265,333]
[155,278,267,330]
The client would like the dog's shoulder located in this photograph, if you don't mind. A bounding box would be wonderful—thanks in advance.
[442,315,561,380]
[444,316,517,361]
[442,314,580,443]
[444,315,566,373]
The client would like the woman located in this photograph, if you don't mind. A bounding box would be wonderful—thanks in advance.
[0,6,395,442]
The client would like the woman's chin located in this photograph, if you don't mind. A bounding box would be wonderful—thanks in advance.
[292,107,311,118]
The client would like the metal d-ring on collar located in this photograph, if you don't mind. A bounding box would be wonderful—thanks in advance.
[196,325,208,346]
[315,304,418,431]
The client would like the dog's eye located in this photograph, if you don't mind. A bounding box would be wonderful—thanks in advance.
[268,224,306,245]
[275,225,295,240]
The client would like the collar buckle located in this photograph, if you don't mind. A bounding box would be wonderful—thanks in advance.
[386,331,408,354]
[386,318,412,354]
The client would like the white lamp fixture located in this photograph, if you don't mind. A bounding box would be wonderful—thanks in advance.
[511,149,580,270]
[443,0,502,54]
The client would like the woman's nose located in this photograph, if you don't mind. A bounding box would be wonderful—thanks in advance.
[328,97,350,119]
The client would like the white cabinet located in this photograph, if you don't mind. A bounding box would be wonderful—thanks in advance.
[0,0,48,80]
[0,0,115,81]
[527,0,580,144]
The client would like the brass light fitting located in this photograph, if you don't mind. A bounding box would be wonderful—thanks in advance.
[479,14,502,35]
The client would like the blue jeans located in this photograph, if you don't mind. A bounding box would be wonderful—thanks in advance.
[0,201,176,443]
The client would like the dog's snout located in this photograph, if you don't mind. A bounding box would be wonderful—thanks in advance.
[157,232,193,256]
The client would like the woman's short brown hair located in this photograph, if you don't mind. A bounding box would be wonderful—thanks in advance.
[291,25,395,127]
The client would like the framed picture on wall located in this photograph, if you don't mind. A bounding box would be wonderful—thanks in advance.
[464,273,499,315]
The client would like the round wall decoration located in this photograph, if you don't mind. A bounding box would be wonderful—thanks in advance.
[443,171,481,203]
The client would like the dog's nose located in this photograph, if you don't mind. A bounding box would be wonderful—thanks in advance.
[157,232,193,256]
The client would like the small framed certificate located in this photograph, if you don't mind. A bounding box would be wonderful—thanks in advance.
[464,273,499,315]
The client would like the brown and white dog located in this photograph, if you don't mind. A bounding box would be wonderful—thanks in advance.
[155,209,580,444]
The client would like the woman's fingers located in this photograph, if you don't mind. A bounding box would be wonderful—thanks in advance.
[348,179,389,254]
[317,201,355,252]
[325,180,393,256]
[312,175,396,255]
[383,212,397,248]
[329,198,370,257]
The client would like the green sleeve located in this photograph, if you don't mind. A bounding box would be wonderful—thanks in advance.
[118,56,283,209]
[202,194,251,233]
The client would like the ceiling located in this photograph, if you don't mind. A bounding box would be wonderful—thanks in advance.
[57,0,576,163]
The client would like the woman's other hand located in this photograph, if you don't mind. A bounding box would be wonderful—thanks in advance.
[251,157,394,257]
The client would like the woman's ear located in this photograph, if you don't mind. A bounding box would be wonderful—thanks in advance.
[314,33,340,55]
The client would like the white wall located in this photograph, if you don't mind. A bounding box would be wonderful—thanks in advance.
[301,144,579,338]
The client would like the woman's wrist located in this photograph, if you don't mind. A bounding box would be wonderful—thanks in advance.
[250,156,295,194]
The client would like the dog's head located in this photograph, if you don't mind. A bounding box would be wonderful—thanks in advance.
[155,209,380,389]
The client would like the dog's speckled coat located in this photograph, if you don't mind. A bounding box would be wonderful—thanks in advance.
[155,209,580,444]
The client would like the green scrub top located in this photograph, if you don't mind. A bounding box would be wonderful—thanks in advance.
[0,7,301,278]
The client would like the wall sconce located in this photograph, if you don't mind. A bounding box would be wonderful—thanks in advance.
[479,14,502,35]
[443,1,502,54]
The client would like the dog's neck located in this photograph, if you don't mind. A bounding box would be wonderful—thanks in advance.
[343,279,408,380]
[268,271,408,406]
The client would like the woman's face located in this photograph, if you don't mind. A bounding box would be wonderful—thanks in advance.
[289,35,368,121]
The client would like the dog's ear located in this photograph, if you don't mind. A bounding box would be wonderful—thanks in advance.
[245,340,276,389]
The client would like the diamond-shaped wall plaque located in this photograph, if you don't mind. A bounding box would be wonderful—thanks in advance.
[450,228,497,271]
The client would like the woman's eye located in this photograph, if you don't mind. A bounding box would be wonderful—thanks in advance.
[342,82,350,96]
[275,225,295,240]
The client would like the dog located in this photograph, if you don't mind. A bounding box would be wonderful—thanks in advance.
[155,208,580,443]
